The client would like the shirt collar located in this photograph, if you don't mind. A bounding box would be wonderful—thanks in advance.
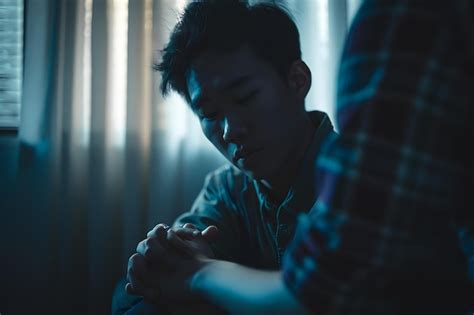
[254,110,335,214]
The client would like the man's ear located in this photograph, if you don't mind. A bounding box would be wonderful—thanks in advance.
[287,60,312,101]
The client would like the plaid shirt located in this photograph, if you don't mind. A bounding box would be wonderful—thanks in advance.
[283,1,474,314]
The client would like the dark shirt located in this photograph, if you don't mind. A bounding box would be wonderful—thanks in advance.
[174,111,336,269]
[283,1,474,314]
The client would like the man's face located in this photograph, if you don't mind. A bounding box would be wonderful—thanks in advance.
[186,46,303,180]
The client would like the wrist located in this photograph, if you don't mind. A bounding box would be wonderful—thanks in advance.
[189,257,215,295]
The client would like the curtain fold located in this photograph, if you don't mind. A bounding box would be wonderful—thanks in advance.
[122,0,153,261]
[11,0,224,313]
[289,0,349,125]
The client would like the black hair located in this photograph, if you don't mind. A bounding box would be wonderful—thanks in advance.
[155,0,301,103]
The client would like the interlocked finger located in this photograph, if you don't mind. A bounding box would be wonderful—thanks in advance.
[147,223,169,239]
[127,253,147,295]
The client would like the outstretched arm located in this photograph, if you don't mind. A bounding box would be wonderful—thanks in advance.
[163,228,308,315]
[190,259,308,315]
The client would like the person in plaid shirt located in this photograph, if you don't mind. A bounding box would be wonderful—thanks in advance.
[282,0,474,313]
[127,1,473,314]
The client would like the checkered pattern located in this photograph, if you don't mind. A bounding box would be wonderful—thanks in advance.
[283,1,474,313]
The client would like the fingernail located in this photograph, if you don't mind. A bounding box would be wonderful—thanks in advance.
[193,230,200,236]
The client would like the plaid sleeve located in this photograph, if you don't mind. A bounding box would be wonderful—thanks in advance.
[283,0,474,313]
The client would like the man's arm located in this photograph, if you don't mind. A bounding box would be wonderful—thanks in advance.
[151,227,309,315]
[126,224,308,315]
[190,260,307,315]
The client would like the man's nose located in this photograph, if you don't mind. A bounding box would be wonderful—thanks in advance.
[222,116,247,144]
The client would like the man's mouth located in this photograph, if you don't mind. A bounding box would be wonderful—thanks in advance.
[232,147,262,164]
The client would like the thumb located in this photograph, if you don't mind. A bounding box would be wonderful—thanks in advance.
[201,225,219,242]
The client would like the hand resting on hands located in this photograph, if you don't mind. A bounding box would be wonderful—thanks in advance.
[125,223,219,303]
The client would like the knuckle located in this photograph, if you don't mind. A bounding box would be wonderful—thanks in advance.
[143,247,153,260]
[144,238,154,248]
[157,223,168,229]
[149,225,160,236]
[127,258,133,267]
[128,253,141,268]
[136,240,144,253]
[128,255,135,266]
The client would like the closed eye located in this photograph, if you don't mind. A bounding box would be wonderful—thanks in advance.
[235,90,259,105]
[200,111,219,120]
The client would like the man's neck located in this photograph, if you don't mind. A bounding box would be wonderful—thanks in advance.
[260,113,316,204]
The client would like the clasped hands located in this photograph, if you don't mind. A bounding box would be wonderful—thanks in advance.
[126,223,218,303]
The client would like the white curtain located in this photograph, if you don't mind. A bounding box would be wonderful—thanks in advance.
[285,0,362,125]
[13,0,224,313]
[2,0,360,313]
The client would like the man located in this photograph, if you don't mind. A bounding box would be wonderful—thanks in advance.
[127,0,474,314]
[113,1,336,313]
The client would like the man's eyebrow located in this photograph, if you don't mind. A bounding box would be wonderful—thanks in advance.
[190,75,252,111]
